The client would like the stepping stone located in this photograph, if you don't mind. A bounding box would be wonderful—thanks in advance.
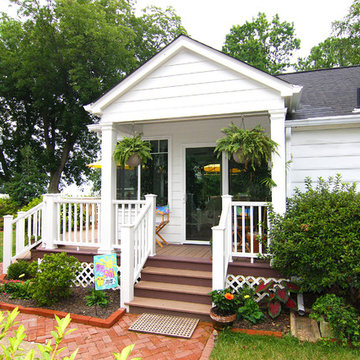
[290,312,321,342]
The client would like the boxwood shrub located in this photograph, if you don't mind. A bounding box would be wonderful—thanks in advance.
[269,175,360,300]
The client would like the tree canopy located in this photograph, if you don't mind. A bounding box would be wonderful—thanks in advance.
[222,12,300,75]
[296,0,360,71]
[0,0,186,198]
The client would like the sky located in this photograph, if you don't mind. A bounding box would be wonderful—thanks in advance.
[0,0,355,58]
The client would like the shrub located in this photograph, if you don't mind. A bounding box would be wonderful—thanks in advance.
[85,289,109,308]
[29,252,81,306]
[269,175,360,298]
[310,294,360,346]
[4,280,31,300]
[237,297,265,324]
[0,197,19,230]
[6,260,32,280]
[20,196,43,212]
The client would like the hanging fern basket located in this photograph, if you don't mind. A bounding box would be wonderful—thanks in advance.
[126,153,142,167]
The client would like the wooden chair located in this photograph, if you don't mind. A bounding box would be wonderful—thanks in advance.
[155,205,169,247]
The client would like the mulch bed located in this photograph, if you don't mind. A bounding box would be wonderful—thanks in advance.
[233,312,290,334]
[0,287,120,319]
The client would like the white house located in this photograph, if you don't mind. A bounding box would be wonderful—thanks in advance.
[4,35,360,317]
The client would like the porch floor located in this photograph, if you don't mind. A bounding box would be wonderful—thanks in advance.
[156,244,211,259]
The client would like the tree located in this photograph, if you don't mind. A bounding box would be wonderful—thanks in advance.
[296,0,360,70]
[0,0,186,194]
[222,12,300,74]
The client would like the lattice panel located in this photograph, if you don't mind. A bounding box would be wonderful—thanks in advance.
[226,274,288,302]
[72,262,121,290]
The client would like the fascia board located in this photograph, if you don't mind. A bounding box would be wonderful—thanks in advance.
[84,36,301,115]
[285,114,360,128]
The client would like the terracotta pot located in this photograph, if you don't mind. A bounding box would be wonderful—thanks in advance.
[126,153,141,167]
[209,307,237,331]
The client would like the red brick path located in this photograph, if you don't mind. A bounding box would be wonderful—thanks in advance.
[10,312,213,360]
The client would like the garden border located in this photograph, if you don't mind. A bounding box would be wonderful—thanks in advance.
[0,300,125,328]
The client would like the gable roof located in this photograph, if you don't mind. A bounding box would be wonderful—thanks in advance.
[85,35,301,116]
[277,66,360,120]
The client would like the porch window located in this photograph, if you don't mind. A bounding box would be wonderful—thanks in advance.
[228,159,271,201]
[116,139,168,205]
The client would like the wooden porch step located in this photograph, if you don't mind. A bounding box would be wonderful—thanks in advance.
[141,266,212,287]
[126,297,211,321]
[146,255,212,272]
[134,281,212,304]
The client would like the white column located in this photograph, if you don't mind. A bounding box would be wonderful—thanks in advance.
[269,109,287,215]
[222,194,233,263]
[3,215,13,274]
[145,194,157,256]
[43,194,58,250]
[212,226,225,291]
[99,124,117,254]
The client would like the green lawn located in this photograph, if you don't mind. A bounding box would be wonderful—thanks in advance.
[210,331,360,360]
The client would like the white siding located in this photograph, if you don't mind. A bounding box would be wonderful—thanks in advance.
[102,49,283,123]
[288,126,360,194]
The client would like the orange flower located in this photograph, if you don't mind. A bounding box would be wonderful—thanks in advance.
[224,293,234,300]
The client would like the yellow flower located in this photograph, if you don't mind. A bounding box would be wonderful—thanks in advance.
[18,274,25,279]
[244,295,250,299]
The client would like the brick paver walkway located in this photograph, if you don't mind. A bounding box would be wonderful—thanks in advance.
[8,312,213,360]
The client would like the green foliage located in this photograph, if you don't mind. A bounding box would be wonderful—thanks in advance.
[28,252,81,306]
[4,280,31,300]
[113,344,142,360]
[85,289,109,308]
[2,146,47,206]
[214,124,278,171]
[0,197,19,230]
[296,0,360,70]
[209,288,242,316]
[222,12,300,74]
[269,175,360,297]
[310,294,360,346]
[113,134,152,168]
[20,197,43,213]
[0,0,185,193]
[6,260,31,280]
[237,297,265,324]
[256,281,298,319]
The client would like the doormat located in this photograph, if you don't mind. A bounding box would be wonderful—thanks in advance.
[128,313,199,339]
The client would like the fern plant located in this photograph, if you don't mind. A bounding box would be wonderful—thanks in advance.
[214,124,278,171]
[113,134,152,168]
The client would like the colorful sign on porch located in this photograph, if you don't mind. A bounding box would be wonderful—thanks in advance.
[94,254,119,290]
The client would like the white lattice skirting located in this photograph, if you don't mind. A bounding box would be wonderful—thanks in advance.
[72,262,121,290]
[226,274,288,302]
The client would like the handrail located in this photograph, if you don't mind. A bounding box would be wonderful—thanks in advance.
[3,202,44,274]
[212,195,232,291]
[120,194,157,309]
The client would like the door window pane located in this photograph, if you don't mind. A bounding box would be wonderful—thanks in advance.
[141,140,168,205]
[116,166,138,200]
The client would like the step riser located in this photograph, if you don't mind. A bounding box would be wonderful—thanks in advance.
[141,273,212,287]
[134,288,212,305]
[145,258,212,272]
[129,305,211,322]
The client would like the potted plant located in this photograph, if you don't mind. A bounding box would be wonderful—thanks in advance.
[113,134,152,168]
[214,124,278,171]
[209,288,242,330]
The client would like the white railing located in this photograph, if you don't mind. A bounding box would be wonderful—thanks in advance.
[113,200,146,248]
[212,195,233,290]
[3,203,44,273]
[53,197,101,248]
[120,194,156,309]
[232,201,269,263]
